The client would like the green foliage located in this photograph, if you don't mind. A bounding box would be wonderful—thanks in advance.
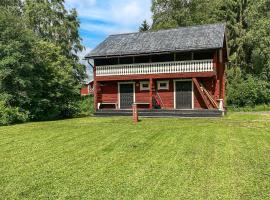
[0,100,29,125]
[0,2,84,124]
[151,0,219,30]
[227,68,270,107]
[24,0,85,81]
[139,20,150,32]
[0,11,36,111]
[79,95,94,116]
[29,40,81,120]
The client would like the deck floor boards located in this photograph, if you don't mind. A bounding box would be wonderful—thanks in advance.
[95,109,223,118]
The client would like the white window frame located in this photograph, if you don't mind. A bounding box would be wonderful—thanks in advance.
[140,81,150,91]
[157,80,169,90]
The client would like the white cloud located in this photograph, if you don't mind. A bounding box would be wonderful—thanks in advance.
[67,0,151,23]
[65,0,152,34]
[66,0,96,8]
[80,22,134,36]
[110,1,150,25]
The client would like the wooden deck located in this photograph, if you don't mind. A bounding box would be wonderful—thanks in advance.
[95,109,224,118]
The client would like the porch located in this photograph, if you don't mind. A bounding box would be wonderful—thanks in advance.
[95,77,223,112]
[95,109,224,118]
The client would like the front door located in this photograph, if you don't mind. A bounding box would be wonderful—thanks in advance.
[119,83,134,109]
[175,81,193,109]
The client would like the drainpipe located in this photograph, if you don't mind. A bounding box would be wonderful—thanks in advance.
[87,59,94,69]
[87,59,98,111]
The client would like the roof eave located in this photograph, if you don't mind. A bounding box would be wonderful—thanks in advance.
[84,47,223,59]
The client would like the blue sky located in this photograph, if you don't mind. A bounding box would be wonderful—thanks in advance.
[65,0,152,63]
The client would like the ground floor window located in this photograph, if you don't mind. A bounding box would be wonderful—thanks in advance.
[140,81,150,91]
[157,81,169,90]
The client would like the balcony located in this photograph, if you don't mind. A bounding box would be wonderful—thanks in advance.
[96,59,214,77]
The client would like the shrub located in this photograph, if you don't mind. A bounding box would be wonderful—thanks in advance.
[79,95,94,116]
[227,68,270,107]
[0,101,29,125]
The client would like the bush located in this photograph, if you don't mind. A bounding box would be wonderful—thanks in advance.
[227,68,270,107]
[79,95,94,116]
[0,101,29,126]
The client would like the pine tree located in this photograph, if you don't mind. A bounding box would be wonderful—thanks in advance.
[139,20,150,32]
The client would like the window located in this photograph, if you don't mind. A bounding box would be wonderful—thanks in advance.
[140,81,150,91]
[158,81,169,90]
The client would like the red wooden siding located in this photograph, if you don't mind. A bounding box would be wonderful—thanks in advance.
[100,82,118,103]
[80,81,94,96]
[135,83,150,103]
[80,86,90,96]
[96,78,216,109]
[156,80,174,109]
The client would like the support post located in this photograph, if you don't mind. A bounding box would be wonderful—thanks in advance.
[94,81,99,111]
[213,51,220,100]
[93,65,98,112]
[149,78,153,110]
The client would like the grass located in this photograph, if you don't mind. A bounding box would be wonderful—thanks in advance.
[0,113,269,199]
[227,104,270,112]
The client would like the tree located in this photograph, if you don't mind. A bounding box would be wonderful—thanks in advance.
[0,11,35,124]
[139,20,150,32]
[0,0,23,15]
[0,11,35,110]
[0,4,83,124]
[23,0,85,81]
[151,0,219,30]
[245,0,270,80]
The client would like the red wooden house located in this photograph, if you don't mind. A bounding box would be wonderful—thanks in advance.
[80,80,94,96]
[85,23,228,117]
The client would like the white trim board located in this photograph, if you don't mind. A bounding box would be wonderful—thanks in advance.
[173,79,194,110]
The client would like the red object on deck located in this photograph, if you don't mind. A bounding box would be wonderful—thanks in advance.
[154,95,161,106]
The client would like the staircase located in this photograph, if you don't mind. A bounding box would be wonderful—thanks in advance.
[200,84,218,109]
[192,78,218,109]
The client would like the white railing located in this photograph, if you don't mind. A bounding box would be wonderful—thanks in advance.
[96,59,214,76]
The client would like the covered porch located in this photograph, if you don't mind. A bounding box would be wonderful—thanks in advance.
[94,76,223,112]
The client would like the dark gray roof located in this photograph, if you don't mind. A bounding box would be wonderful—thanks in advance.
[85,23,226,58]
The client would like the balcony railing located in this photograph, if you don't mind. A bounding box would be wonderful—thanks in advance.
[96,59,214,76]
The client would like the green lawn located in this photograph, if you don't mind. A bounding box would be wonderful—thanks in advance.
[0,113,269,199]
